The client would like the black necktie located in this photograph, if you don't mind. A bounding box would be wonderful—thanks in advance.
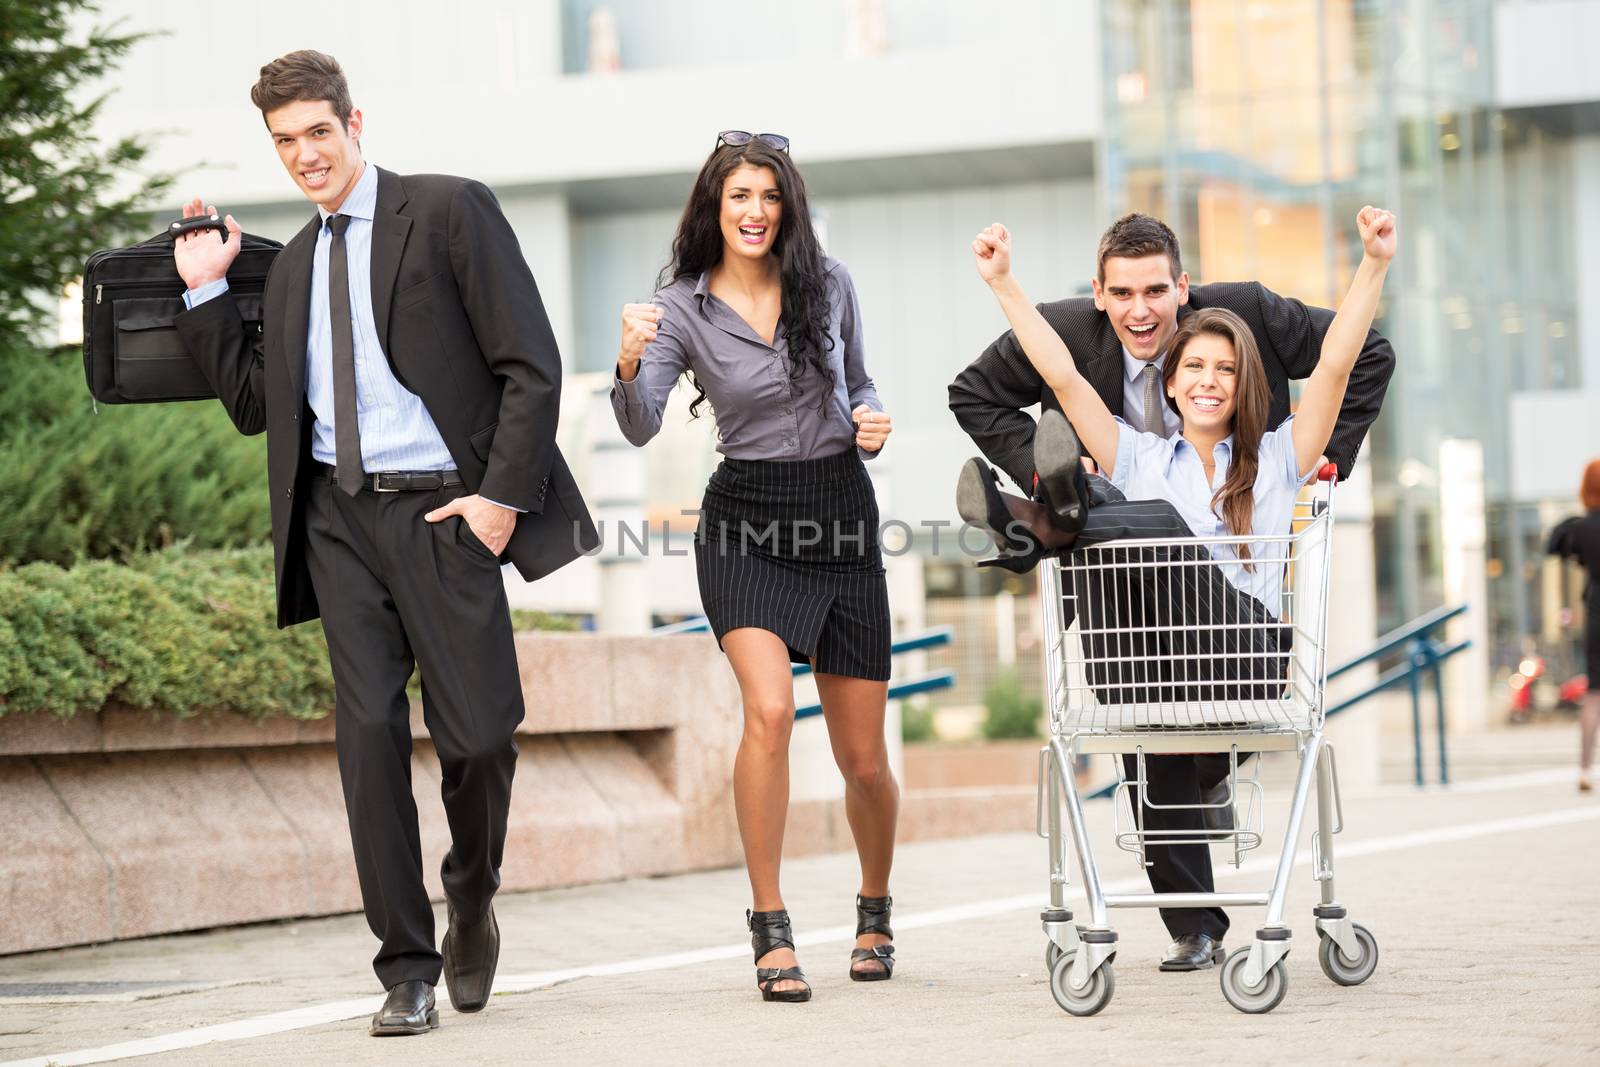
[326,214,362,495]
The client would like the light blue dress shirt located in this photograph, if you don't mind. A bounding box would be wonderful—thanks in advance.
[184,165,520,512]
[1121,348,1182,437]
[185,163,452,473]
[1110,416,1313,615]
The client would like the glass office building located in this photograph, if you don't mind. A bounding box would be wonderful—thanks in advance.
[1097,0,1586,670]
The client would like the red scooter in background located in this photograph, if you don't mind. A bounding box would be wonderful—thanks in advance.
[1508,653,1589,724]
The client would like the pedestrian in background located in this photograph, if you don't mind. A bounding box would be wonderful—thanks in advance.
[1547,458,1600,792]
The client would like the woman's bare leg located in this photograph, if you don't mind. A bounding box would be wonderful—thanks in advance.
[724,627,807,994]
[816,671,899,976]
[1580,691,1599,790]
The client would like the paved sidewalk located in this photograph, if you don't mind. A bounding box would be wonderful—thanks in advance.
[3,769,1597,1066]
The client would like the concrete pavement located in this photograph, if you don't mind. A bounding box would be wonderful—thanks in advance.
[2,754,1597,1065]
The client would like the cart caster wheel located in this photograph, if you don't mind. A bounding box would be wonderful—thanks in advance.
[1318,923,1378,986]
[1049,953,1114,1016]
[1044,925,1085,971]
[1219,947,1288,1014]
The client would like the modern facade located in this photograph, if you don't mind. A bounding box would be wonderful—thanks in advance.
[85,0,1600,691]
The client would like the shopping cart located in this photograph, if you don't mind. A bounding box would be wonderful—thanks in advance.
[1034,465,1377,1015]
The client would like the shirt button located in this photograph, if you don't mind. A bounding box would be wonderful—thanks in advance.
[285,487,293,498]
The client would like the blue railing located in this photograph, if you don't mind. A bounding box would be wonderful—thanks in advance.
[1081,603,1473,798]
[651,618,958,719]
[1324,603,1471,787]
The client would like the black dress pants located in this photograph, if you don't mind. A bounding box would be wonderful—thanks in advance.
[1061,478,1286,942]
[303,474,524,988]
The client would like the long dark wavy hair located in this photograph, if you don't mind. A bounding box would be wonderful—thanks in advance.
[657,140,836,419]
[1162,308,1273,565]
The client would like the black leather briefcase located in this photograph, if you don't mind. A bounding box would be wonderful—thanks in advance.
[82,217,283,404]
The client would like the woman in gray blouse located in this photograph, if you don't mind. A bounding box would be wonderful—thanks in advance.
[611,132,897,1003]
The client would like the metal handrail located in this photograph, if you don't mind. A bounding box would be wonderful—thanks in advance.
[1326,603,1467,680]
[1081,606,1474,797]
[1325,631,1472,787]
[792,626,953,676]
[651,619,958,720]
[796,670,957,720]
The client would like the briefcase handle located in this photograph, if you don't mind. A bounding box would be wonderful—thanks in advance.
[167,214,227,239]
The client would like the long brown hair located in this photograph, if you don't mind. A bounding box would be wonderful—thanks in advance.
[1582,459,1600,511]
[1162,308,1273,562]
[659,140,834,419]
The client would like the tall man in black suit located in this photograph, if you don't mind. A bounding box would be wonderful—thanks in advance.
[172,50,598,1035]
[949,212,1393,971]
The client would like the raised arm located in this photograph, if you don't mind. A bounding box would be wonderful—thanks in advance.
[171,197,268,436]
[610,299,689,447]
[973,224,1121,476]
[1292,206,1396,476]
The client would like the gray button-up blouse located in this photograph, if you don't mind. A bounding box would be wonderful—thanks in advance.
[610,257,883,461]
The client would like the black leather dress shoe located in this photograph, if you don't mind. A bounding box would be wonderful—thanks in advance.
[1033,410,1089,535]
[369,979,438,1036]
[442,904,500,1013]
[1159,933,1226,972]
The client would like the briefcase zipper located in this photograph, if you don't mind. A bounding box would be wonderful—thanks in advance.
[94,273,270,305]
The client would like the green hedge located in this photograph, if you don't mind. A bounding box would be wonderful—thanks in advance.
[0,342,269,567]
[981,670,1043,740]
[0,544,332,720]
[0,544,581,722]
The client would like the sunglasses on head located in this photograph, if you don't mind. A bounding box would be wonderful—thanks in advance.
[716,130,790,153]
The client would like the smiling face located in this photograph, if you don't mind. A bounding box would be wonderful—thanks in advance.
[1092,253,1190,361]
[1166,330,1239,434]
[718,164,782,262]
[265,99,365,211]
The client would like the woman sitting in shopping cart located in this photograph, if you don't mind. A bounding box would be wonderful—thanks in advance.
[958,205,1396,583]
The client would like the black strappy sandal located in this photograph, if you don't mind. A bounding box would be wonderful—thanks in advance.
[849,894,896,982]
[747,909,811,1003]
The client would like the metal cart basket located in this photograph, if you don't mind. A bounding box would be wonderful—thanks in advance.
[1035,468,1378,1014]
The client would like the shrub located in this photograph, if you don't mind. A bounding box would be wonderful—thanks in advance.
[510,609,581,633]
[900,700,938,744]
[0,544,331,720]
[980,670,1042,740]
[0,544,576,721]
[0,344,269,567]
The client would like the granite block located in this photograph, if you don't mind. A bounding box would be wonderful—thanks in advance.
[498,737,621,890]
[36,750,309,941]
[242,744,361,915]
[0,760,113,953]
[559,733,684,876]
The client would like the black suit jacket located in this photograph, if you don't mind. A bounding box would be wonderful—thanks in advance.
[948,281,1395,491]
[176,167,599,628]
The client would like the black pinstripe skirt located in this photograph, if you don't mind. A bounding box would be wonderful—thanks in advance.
[694,448,891,681]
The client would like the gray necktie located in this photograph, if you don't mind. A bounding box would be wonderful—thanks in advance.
[327,214,362,496]
[1140,363,1163,435]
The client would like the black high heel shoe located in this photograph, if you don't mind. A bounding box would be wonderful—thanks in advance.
[958,457,1046,555]
[1034,409,1090,535]
[748,909,811,1003]
[849,895,896,982]
[958,457,1048,572]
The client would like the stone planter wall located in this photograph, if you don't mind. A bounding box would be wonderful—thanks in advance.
[1,634,1032,956]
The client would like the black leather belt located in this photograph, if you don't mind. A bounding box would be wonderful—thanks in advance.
[313,462,463,492]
